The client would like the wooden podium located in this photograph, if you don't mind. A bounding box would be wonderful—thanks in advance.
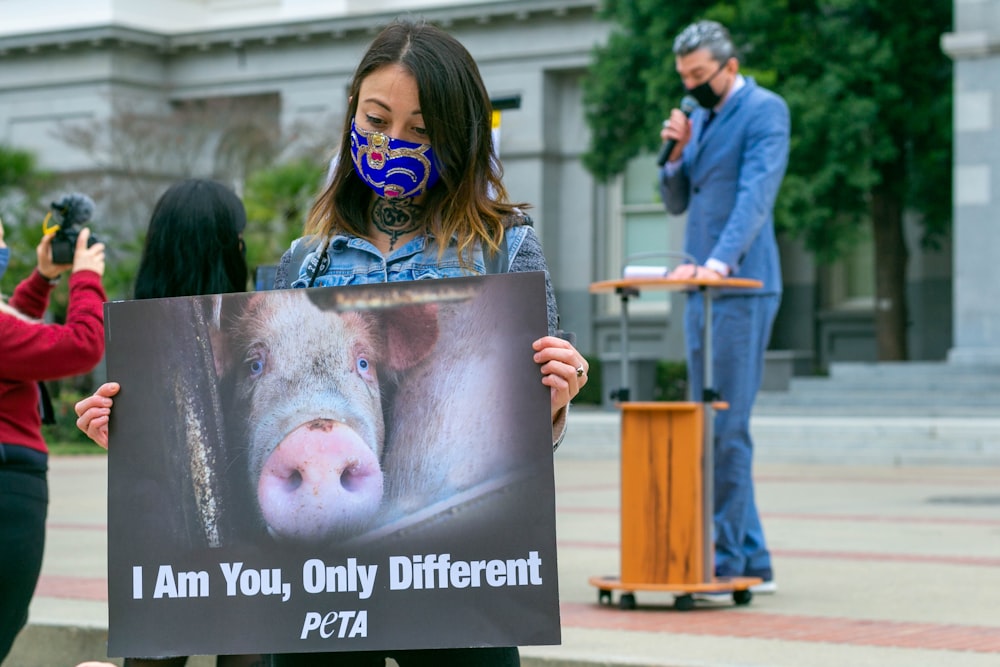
[587,275,763,610]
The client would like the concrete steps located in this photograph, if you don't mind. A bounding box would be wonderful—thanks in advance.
[566,361,1000,466]
[757,362,1000,412]
[752,361,1000,465]
[751,414,1000,465]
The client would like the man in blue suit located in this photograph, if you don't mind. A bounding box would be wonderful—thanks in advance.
[659,19,790,593]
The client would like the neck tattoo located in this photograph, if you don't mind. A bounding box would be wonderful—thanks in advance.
[371,197,423,250]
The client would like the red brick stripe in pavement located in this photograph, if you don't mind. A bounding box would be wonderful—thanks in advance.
[558,473,998,491]
[35,577,1000,655]
[763,512,1000,527]
[34,575,107,601]
[769,548,1000,568]
[558,602,1000,653]
[48,522,107,531]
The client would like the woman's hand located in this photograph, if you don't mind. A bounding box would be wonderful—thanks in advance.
[71,228,106,276]
[35,232,71,280]
[533,336,589,421]
[74,382,121,449]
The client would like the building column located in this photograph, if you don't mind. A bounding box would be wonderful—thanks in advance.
[942,0,1000,365]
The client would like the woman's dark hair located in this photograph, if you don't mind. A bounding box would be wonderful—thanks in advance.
[134,179,248,300]
[306,19,526,262]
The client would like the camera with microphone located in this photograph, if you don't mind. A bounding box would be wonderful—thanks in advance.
[45,193,102,265]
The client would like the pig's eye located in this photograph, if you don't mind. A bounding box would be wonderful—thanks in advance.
[246,348,267,377]
[356,356,374,380]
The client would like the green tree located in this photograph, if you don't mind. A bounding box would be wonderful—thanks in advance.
[0,145,52,294]
[583,0,952,361]
[242,158,326,279]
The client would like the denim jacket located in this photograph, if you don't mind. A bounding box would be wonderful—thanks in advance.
[274,223,559,335]
[290,224,529,286]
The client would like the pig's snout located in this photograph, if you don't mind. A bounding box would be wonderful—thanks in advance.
[257,418,383,542]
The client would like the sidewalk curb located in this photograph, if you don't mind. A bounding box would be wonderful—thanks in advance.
[7,623,659,667]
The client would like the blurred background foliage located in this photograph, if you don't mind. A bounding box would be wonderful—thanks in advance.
[1,142,325,451]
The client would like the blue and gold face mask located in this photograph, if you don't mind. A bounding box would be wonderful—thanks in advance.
[349,120,441,199]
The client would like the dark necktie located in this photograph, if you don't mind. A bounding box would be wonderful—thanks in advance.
[701,110,716,140]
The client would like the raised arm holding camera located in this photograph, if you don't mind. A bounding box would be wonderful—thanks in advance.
[0,213,107,663]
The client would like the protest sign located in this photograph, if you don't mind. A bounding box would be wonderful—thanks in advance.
[103,271,560,657]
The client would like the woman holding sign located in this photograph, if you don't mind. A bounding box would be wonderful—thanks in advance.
[267,18,587,667]
[77,20,587,667]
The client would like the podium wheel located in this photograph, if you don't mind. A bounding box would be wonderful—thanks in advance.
[733,589,753,605]
[618,593,637,610]
[598,589,612,605]
[674,594,694,611]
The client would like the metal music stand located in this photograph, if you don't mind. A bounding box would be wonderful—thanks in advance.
[607,252,695,402]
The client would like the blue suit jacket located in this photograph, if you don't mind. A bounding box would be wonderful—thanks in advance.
[660,77,790,296]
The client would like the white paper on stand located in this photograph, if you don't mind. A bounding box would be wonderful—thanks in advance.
[622,265,669,279]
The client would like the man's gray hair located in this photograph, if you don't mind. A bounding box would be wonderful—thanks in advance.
[673,20,735,63]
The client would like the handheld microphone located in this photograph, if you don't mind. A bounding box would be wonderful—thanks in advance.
[656,96,698,167]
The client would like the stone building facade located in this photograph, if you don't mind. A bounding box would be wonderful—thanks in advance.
[943,0,1000,365]
[0,0,966,402]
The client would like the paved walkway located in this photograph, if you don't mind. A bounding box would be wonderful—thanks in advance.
[6,410,1000,667]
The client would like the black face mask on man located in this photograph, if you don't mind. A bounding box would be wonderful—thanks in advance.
[686,62,727,110]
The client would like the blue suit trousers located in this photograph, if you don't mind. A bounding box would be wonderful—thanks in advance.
[683,291,780,579]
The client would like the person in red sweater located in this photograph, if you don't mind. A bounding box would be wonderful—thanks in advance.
[0,217,106,662]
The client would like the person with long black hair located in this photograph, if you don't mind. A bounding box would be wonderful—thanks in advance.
[73,179,265,667]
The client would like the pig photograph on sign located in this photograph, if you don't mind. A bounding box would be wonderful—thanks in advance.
[102,271,560,658]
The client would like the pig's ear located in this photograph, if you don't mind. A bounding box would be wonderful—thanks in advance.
[381,304,439,371]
